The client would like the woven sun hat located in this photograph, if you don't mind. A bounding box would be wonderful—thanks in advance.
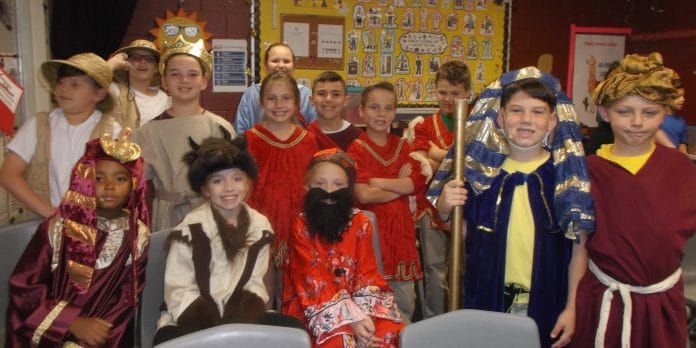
[159,34,212,76]
[40,52,115,113]
[113,39,160,58]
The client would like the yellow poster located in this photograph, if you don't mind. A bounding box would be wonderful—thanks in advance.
[259,0,509,106]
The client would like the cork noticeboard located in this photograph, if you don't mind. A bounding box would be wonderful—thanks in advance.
[281,14,344,70]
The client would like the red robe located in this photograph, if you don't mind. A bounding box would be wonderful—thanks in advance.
[246,124,319,265]
[572,145,696,348]
[347,133,424,281]
[283,210,403,347]
[6,218,148,347]
[412,112,453,225]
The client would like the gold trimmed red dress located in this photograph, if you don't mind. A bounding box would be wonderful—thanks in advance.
[283,210,403,347]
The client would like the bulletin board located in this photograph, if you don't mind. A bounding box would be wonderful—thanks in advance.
[258,0,510,107]
[281,14,344,69]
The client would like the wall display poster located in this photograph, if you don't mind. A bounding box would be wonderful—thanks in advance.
[0,58,23,136]
[212,39,248,93]
[260,0,509,106]
[567,25,631,126]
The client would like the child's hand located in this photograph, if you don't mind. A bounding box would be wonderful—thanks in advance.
[427,141,448,162]
[69,317,112,346]
[350,317,380,347]
[398,162,412,177]
[437,179,467,221]
[106,53,130,72]
[550,307,575,347]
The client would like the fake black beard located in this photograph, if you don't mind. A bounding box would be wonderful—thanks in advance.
[303,187,354,244]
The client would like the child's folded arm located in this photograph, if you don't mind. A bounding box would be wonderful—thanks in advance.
[354,183,401,204]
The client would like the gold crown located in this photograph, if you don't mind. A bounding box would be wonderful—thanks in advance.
[100,128,141,163]
[159,34,212,76]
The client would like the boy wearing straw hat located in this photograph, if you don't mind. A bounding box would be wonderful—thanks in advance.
[0,52,120,218]
[107,39,170,128]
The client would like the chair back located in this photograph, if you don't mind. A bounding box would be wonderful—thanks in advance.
[400,309,541,348]
[139,228,172,348]
[0,219,42,341]
[360,210,383,274]
[153,323,311,348]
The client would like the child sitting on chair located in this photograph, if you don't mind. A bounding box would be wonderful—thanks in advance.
[154,130,303,344]
[284,149,404,348]
[6,129,150,347]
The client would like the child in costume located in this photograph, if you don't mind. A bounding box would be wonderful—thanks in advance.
[655,73,689,154]
[571,53,696,348]
[307,71,362,151]
[346,82,427,323]
[132,35,235,232]
[0,53,119,218]
[6,129,150,347]
[406,60,471,318]
[154,131,302,344]
[284,149,404,347]
[107,39,171,128]
[436,68,594,348]
[235,43,317,134]
[245,71,319,302]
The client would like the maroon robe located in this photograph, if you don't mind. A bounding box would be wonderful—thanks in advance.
[307,121,363,152]
[6,218,148,347]
[572,145,696,347]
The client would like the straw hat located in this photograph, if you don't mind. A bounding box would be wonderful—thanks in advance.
[159,34,212,76]
[40,52,115,113]
[113,39,160,58]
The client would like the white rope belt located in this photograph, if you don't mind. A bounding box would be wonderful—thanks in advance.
[588,259,682,348]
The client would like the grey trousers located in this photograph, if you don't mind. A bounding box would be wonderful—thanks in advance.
[418,215,449,318]
[388,280,416,324]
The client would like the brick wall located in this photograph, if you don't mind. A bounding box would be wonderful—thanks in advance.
[121,0,251,123]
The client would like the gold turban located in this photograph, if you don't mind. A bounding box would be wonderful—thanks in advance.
[592,52,680,107]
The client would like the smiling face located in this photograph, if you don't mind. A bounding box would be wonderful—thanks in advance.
[127,48,158,84]
[265,45,295,74]
[311,80,348,121]
[161,54,208,102]
[95,159,132,219]
[359,87,397,135]
[497,90,557,152]
[600,94,666,156]
[261,79,298,126]
[202,168,251,220]
[54,75,107,117]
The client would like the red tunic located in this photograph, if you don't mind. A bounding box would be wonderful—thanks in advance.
[412,112,453,224]
[572,145,696,348]
[246,124,319,265]
[283,210,403,347]
[6,218,148,347]
[347,133,424,281]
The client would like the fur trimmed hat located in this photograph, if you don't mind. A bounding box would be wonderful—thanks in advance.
[184,127,258,193]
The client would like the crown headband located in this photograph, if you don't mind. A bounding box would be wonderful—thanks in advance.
[100,128,141,163]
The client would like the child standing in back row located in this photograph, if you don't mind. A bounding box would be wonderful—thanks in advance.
[133,36,235,232]
[0,53,119,218]
[347,82,427,323]
[307,71,362,151]
[245,71,319,302]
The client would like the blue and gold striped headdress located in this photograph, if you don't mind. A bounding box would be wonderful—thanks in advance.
[427,66,594,239]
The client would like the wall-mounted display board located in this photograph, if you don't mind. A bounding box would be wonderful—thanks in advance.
[259,0,510,106]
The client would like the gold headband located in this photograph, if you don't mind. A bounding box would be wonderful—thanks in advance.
[100,128,141,163]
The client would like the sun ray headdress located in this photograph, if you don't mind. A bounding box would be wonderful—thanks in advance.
[50,128,149,298]
[427,66,594,239]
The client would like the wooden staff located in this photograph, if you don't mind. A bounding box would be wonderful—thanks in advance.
[448,98,468,311]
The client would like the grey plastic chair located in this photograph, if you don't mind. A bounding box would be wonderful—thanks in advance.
[153,323,311,348]
[138,228,172,348]
[400,309,541,348]
[0,219,42,342]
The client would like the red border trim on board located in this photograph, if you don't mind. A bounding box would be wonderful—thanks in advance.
[567,24,632,98]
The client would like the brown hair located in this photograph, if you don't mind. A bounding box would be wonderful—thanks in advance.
[259,71,301,121]
[360,81,397,107]
[436,60,472,91]
[264,43,295,64]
